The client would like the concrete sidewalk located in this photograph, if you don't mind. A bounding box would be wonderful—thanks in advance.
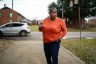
[0,40,85,64]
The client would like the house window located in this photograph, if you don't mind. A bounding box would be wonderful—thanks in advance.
[0,13,2,17]
[9,13,12,18]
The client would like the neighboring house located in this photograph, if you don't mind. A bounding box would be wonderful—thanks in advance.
[85,17,96,27]
[0,5,30,25]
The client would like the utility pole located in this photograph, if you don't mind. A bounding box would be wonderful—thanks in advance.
[62,6,64,19]
[78,5,81,40]
[9,0,14,22]
[12,0,13,22]
[73,0,81,40]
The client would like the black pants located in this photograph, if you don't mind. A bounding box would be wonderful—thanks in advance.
[44,40,60,64]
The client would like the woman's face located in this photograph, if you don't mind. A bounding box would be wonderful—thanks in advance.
[49,9,57,20]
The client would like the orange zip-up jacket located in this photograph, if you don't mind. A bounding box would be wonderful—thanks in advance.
[39,17,67,43]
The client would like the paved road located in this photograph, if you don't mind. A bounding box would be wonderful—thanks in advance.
[64,32,96,39]
[0,40,85,64]
[0,32,96,40]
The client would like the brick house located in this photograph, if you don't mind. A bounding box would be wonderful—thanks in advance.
[0,6,28,25]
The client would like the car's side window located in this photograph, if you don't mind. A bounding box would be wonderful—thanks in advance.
[12,24,23,27]
[4,23,23,27]
[5,24,13,27]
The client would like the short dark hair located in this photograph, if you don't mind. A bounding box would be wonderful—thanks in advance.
[49,7,57,13]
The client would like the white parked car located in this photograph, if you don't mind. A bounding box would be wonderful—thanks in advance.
[0,22,31,36]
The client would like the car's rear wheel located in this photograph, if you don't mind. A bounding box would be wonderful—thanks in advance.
[0,31,3,37]
[19,31,27,37]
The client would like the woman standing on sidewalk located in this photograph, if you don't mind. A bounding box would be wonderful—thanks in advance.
[39,7,67,64]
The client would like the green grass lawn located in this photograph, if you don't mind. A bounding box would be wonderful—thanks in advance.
[61,39,96,64]
[30,25,96,32]
[30,25,39,32]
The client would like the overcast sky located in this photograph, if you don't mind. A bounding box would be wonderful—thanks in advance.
[0,0,57,20]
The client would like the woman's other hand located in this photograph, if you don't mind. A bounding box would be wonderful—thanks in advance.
[38,22,43,31]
